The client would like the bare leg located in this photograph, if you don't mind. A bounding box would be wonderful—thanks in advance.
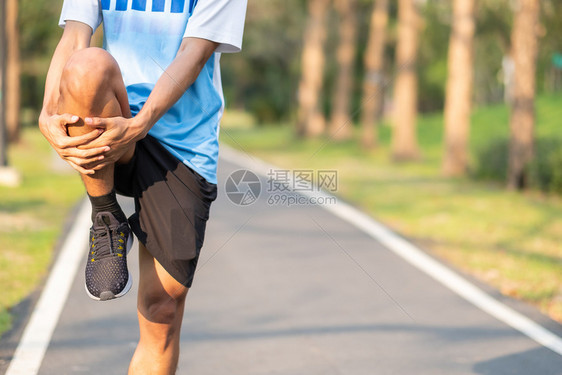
[129,243,188,375]
[60,48,187,373]
[58,47,133,196]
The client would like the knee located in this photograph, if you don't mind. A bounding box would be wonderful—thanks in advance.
[60,47,120,97]
[140,291,187,326]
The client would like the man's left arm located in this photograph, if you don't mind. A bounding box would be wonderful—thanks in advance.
[84,37,218,168]
[134,37,219,135]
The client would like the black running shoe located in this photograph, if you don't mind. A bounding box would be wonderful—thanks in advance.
[85,211,133,301]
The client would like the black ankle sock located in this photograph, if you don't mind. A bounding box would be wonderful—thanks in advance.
[88,189,127,223]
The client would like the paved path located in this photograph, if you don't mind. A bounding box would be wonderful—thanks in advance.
[5,151,562,374]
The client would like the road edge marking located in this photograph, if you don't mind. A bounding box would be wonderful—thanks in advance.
[5,199,90,375]
[220,143,562,357]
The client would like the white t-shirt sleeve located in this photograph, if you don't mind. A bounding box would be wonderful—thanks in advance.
[184,0,248,53]
[58,0,102,32]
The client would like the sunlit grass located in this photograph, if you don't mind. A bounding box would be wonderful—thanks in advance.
[0,128,83,335]
[221,94,562,323]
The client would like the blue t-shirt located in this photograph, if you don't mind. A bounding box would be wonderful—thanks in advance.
[59,0,247,184]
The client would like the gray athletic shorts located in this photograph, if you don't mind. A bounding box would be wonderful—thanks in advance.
[114,135,217,287]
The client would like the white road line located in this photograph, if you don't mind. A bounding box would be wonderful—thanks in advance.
[220,144,562,357]
[6,199,91,375]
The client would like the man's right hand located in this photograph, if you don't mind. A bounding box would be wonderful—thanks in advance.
[39,111,110,175]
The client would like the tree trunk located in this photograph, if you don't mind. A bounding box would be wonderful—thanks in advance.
[5,0,20,142]
[392,0,420,160]
[329,0,357,141]
[0,0,7,166]
[442,0,476,176]
[507,0,539,189]
[361,0,389,149]
[297,0,329,137]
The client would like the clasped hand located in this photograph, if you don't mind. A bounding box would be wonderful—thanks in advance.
[39,112,144,175]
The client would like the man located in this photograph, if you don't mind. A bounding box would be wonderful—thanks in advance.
[39,0,247,373]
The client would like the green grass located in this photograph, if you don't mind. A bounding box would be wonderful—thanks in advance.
[0,128,83,335]
[220,93,562,323]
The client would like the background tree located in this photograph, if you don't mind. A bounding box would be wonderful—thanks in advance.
[329,0,358,141]
[360,0,389,149]
[442,0,476,176]
[391,0,420,160]
[0,0,7,166]
[297,0,330,137]
[392,0,421,160]
[507,0,540,189]
[5,0,20,142]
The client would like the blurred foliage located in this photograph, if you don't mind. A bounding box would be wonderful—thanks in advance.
[472,0,512,105]
[537,1,562,93]
[529,139,562,194]
[19,0,62,57]
[220,0,307,124]
[474,137,562,194]
[472,91,562,193]
[473,138,509,181]
[19,0,63,123]
[417,0,450,112]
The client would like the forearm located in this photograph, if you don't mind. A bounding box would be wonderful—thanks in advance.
[132,38,219,138]
[41,22,92,118]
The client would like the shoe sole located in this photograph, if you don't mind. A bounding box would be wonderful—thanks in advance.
[85,233,134,301]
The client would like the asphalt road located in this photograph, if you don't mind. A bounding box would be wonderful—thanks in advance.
[6,154,562,374]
